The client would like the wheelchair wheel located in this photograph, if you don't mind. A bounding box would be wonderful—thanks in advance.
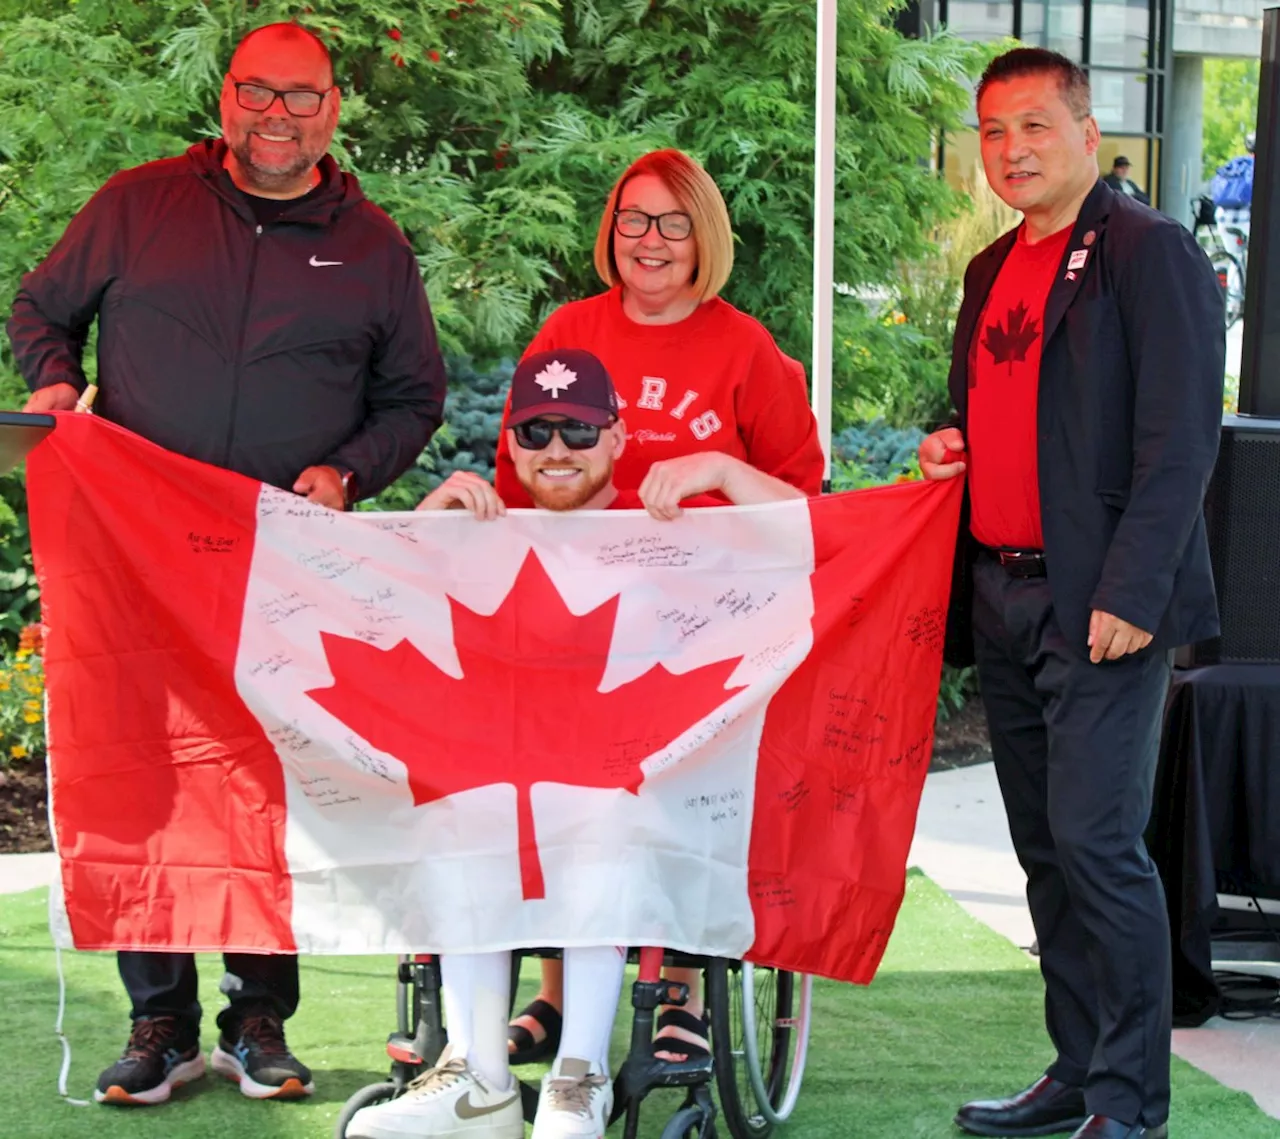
[706,960,812,1138]
[334,1081,398,1139]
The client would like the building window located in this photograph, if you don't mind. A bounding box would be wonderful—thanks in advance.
[944,0,1016,40]
[1092,70,1151,133]
[1022,0,1086,60]
[1090,0,1152,67]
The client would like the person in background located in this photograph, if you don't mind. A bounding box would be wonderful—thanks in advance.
[1209,132,1255,241]
[494,148,824,1068]
[919,47,1222,1139]
[1101,156,1149,205]
[8,21,445,1109]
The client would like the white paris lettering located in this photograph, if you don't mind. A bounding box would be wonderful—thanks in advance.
[689,410,723,440]
[669,390,698,420]
[637,377,667,410]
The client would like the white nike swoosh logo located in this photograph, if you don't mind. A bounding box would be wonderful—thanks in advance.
[309,256,343,267]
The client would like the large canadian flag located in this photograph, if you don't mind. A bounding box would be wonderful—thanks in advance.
[28,415,961,985]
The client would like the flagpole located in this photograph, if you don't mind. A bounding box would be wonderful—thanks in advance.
[811,0,837,490]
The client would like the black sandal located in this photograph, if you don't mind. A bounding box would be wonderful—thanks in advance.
[652,1007,710,1061]
[507,998,562,1065]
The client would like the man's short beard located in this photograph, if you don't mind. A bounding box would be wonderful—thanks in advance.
[523,466,612,512]
[229,135,321,192]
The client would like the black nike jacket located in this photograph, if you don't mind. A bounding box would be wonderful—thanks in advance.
[7,139,445,497]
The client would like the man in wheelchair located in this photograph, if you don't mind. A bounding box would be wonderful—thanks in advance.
[346,348,803,1139]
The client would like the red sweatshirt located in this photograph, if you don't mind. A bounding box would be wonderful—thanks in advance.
[495,288,824,506]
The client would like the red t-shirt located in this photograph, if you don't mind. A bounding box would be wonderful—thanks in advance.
[494,288,824,507]
[967,223,1073,549]
[606,490,721,510]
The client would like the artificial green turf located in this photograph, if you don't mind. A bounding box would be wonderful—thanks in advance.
[0,873,1275,1138]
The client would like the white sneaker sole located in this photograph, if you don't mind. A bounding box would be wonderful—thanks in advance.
[347,1102,524,1139]
[95,1053,206,1105]
[210,1044,314,1099]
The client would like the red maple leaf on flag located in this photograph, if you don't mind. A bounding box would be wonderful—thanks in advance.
[306,551,745,900]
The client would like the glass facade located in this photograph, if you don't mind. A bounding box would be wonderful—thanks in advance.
[937,0,1167,205]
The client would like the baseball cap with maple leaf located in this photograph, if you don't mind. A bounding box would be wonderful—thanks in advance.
[508,348,620,428]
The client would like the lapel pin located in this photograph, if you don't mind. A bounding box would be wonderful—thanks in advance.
[1067,249,1088,271]
[1065,270,1077,281]
[1083,230,1096,246]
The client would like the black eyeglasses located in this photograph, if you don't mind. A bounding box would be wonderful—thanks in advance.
[511,418,609,450]
[230,77,334,118]
[613,209,694,241]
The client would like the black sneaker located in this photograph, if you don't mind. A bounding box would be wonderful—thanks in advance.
[210,1009,314,1099]
[95,1016,205,1106]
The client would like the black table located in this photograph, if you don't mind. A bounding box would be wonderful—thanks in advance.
[1147,663,1280,1026]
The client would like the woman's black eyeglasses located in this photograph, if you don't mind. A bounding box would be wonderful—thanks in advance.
[613,209,694,241]
[230,77,334,118]
[511,419,609,450]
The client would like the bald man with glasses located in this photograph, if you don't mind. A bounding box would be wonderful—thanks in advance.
[8,21,445,1109]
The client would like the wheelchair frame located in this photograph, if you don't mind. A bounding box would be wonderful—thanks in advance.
[334,946,813,1139]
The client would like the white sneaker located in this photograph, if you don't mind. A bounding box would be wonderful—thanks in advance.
[346,1050,523,1139]
[530,1057,612,1139]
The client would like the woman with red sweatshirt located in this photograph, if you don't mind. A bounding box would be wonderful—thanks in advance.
[494,148,822,505]
[498,147,824,1067]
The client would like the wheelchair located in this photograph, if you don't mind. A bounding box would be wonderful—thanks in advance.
[335,946,813,1139]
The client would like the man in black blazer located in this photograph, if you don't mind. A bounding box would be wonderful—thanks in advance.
[919,49,1224,1139]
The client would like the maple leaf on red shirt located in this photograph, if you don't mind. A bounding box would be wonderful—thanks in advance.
[306,551,745,900]
[982,301,1041,375]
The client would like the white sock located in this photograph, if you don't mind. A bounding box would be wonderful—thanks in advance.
[439,951,513,1090]
[557,946,626,1075]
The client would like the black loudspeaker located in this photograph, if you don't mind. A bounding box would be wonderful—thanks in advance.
[1191,415,1280,664]
[1241,9,1280,416]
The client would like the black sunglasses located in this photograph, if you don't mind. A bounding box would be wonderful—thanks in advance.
[511,418,608,450]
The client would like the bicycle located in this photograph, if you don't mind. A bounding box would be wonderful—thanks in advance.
[1191,194,1248,329]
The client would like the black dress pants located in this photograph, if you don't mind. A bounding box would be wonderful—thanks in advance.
[117,951,299,1037]
[972,556,1173,1128]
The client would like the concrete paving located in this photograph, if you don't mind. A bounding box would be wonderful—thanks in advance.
[0,850,56,896]
[910,762,1280,1122]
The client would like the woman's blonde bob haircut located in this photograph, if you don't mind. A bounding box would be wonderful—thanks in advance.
[593,149,735,303]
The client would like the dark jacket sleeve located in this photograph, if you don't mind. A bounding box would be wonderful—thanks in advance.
[941,257,981,669]
[6,184,122,395]
[323,250,447,498]
[1088,223,1225,632]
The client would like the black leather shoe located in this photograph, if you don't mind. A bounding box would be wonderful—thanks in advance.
[1068,1116,1168,1139]
[955,1076,1088,1136]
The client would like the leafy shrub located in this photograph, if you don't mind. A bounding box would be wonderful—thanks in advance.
[937,664,979,723]
[0,472,38,640]
[0,624,44,765]
[831,419,924,487]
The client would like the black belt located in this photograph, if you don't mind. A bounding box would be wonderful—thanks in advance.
[980,546,1047,578]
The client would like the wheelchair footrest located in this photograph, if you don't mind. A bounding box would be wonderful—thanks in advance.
[613,1051,714,1110]
[385,1033,424,1065]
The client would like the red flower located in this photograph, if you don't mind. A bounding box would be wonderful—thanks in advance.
[391,52,406,67]
[428,49,442,63]
[387,27,402,41]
